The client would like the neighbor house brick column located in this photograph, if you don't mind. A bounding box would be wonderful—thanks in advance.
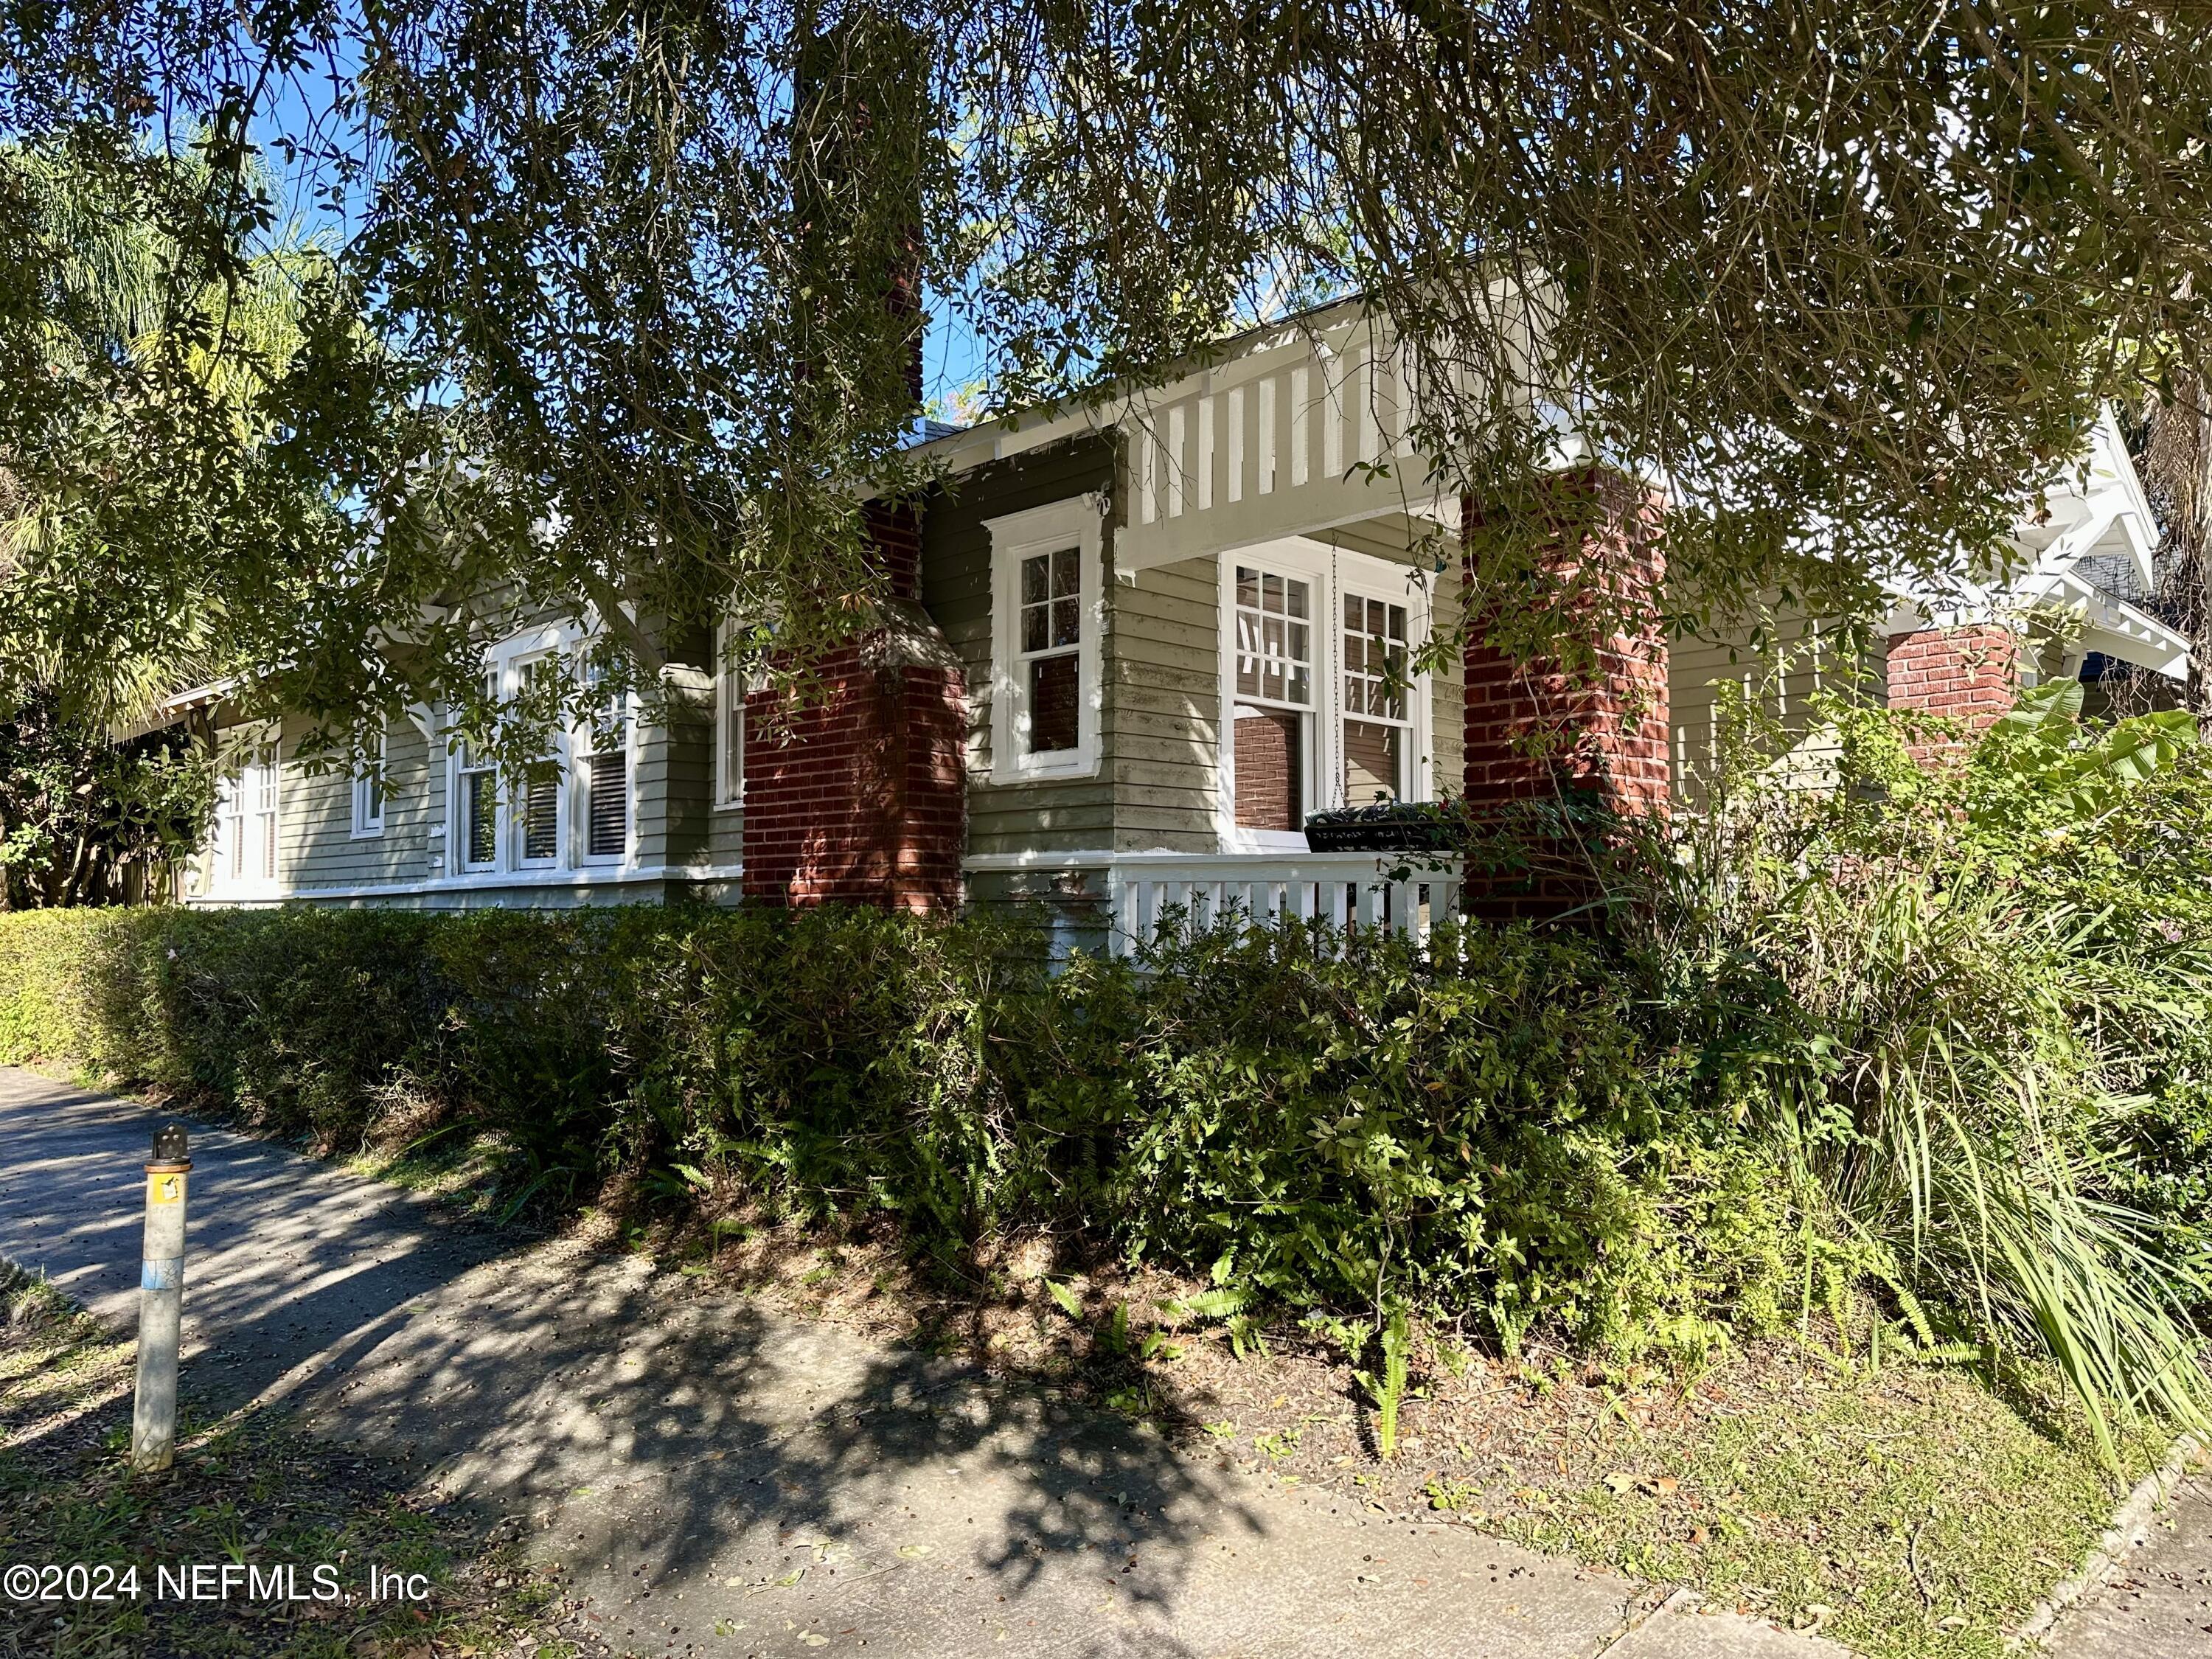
[1458,472,1669,921]
[741,504,967,911]
[1883,625,2020,740]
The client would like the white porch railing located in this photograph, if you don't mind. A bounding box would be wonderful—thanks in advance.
[1102,852,1462,959]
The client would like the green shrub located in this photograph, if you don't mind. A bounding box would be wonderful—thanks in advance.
[621,904,1085,1237]
[0,907,121,1062]
[3,680,2208,1429]
[1107,919,1790,1362]
[0,899,1789,1366]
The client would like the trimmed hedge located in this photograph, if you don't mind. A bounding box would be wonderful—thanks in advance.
[0,902,1789,1361]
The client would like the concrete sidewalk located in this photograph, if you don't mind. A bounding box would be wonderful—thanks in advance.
[1,1067,1855,1658]
[2037,1471,2212,1657]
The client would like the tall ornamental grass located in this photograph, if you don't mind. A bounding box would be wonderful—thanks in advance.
[1623,681,2212,1458]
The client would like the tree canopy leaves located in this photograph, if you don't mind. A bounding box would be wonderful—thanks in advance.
[3,2,2211,746]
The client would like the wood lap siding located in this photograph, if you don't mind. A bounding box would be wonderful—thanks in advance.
[281,714,440,890]
[1426,566,1466,798]
[1107,552,1220,849]
[636,683,714,869]
[920,434,1120,858]
[1668,602,1883,798]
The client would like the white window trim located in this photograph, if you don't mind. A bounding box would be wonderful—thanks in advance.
[987,495,1105,785]
[452,693,501,875]
[714,620,745,810]
[445,624,641,879]
[349,717,387,838]
[1216,536,1433,854]
[206,720,283,894]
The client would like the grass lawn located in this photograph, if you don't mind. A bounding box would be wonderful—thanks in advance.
[0,1266,598,1659]
[1485,1353,2149,1657]
[1107,1309,2154,1659]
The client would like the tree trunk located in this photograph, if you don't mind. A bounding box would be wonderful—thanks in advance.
[2138,378,2212,714]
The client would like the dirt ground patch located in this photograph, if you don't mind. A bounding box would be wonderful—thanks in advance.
[622,1214,2146,1659]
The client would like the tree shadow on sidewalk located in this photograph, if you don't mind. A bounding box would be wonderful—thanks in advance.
[295,1247,1271,1653]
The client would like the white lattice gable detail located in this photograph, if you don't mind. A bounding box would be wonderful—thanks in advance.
[916,304,1476,572]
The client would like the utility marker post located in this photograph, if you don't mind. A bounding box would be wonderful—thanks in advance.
[132,1123,191,1473]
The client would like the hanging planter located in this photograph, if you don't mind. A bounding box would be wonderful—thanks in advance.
[1301,801,1462,852]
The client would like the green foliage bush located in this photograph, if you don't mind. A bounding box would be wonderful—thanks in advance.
[0,682,2206,1433]
[0,897,1793,1367]
[1634,679,2212,1454]
[1106,922,1791,1360]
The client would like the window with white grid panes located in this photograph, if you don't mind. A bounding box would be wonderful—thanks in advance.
[1342,592,1412,803]
[513,655,562,866]
[715,622,745,809]
[987,498,1100,784]
[215,759,246,883]
[1231,565,1315,830]
[204,726,280,889]
[248,735,278,880]
[350,719,386,836]
[1018,545,1082,755]
[456,672,499,871]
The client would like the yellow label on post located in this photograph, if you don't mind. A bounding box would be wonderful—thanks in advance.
[150,1173,183,1206]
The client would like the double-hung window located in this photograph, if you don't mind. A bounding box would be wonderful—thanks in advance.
[1018,546,1083,755]
[350,718,386,837]
[206,723,281,891]
[455,670,501,873]
[577,659,630,863]
[513,655,563,868]
[714,622,745,810]
[988,497,1102,782]
[1231,565,1316,831]
[214,761,246,884]
[250,735,279,880]
[449,630,634,877]
[449,628,624,876]
[1220,540,1432,847]
[1341,592,1412,804]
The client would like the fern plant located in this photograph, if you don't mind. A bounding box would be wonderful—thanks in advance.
[1355,1304,1413,1460]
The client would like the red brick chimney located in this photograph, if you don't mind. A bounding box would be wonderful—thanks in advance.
[739,29,961,910]
[741,503,967,911]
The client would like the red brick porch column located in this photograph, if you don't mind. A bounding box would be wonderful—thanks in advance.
[1458,473,1669,921]
[741,504,968,911]
[1461,476,1670,815]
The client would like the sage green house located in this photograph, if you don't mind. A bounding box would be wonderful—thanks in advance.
[181,312,2188,944]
